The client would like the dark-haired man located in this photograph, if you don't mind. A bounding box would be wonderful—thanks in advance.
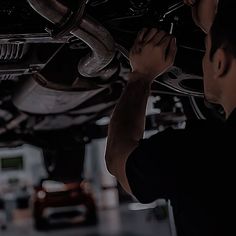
[105,0,236,235]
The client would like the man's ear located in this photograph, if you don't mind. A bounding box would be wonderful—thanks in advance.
[213,48,231,78]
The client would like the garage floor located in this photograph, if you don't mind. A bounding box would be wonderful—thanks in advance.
[1,204,173,236]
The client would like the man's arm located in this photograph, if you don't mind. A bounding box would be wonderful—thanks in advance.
[105,29,177,194]
[184,0,218,33]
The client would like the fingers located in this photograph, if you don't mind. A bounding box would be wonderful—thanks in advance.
[135,28,148,44]
[129,28,177,80]
[158,35,174,59]
[152,31,168,45]
[141,29,171,47]
[155,33,177,64]
[131,28,177,63]
[135,28,161,45]
[131,28,159,54]
[131,28,148,54]
[142,28,159,43]
[166,37,177,64]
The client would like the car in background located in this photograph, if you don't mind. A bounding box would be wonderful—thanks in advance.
[32,179,97,230]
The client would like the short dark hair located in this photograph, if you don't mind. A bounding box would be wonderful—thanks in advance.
[210,0,236,59]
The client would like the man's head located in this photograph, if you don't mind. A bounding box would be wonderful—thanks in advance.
[202,0,236,107]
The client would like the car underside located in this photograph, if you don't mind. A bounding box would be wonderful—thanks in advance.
[0,0,224,178]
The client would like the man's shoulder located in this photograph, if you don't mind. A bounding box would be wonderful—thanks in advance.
[136,119,223,153]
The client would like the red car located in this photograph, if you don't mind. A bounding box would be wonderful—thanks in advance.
[32,180,97,230]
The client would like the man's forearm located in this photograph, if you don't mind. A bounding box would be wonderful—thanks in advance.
[110,73,151,142]
[105,28,176,193]
[106,72,151,175]
[192,0,218,33]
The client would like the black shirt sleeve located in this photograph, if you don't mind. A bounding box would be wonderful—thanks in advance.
[126,128,183,203]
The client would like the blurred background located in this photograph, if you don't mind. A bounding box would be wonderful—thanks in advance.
[0,138,176,236]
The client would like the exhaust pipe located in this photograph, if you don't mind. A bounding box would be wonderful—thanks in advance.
[72,15,117,78]
[27,0,117,79]
[27,0,69,25]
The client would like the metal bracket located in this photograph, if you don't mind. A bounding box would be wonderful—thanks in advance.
[45,0,88,39]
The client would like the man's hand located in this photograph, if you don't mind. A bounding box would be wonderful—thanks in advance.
[129,28,177,83]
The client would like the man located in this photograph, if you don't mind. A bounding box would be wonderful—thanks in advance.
[105,0,236,235]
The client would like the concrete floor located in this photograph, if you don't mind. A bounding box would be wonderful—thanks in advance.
[0,204,173,236]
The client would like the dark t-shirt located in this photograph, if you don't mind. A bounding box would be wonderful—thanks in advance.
[126,109,236,236]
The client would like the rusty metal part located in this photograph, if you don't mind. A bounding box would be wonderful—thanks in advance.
[27,0,70,25]
[72,15,116,78]
[27,0,117,79]
[13,73,105,114]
